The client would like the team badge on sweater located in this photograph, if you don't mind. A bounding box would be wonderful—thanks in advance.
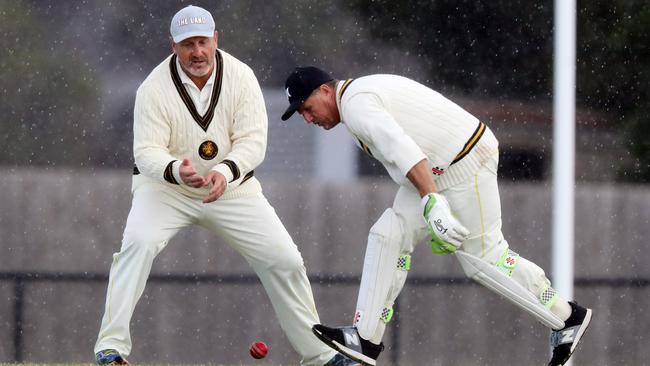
[199,140,218,160]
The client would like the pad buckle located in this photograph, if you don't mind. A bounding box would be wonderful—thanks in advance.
[380,307,394,323]
[397,254,411,271]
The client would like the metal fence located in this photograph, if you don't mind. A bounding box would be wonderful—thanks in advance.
[3,272,648,365]
[3,171,650,364]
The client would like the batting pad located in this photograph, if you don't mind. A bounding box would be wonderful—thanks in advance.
[455,251,565,329]
[355,209,403,341]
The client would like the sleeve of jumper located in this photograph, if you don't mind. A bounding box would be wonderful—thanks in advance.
[210,67,267,182]
[132,85,179,184]
[344,93,426,177]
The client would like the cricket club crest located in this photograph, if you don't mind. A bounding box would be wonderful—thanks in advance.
[198,140,218,160]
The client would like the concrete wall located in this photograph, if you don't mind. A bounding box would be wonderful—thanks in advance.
[0,168,648,365]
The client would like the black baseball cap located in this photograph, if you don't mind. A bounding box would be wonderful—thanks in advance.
[281,66,333,121]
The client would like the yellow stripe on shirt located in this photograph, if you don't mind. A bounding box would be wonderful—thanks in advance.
[338,79,354,100]
[451,121,486,165]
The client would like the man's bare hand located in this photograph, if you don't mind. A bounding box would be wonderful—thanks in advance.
[179,159,206,188]
[203,171,227,203]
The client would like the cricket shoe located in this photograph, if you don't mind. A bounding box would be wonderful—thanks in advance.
[548,301,593,365]
[325,352,362,366]
[95,349,129,365]
[313,324,383,366]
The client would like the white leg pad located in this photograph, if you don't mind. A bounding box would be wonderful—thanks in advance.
[355,209,403,341]
[455,250,565,329]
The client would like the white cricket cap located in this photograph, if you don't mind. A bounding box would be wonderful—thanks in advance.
[170,5,215,43]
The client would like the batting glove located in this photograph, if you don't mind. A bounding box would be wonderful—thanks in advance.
[421,193,470,255]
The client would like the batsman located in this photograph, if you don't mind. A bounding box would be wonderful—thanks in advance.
[281,67,593,366]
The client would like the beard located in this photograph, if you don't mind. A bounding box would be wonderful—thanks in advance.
[184,57,214,78]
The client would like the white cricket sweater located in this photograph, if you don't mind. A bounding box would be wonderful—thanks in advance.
[336,75,499,191]
[132,49,266,200]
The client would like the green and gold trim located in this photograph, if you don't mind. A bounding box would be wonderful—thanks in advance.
[356,137,373,157]
[451,121,486,165]
[339,79,374,156]
[338,78,354,100]
[169,50,224,132]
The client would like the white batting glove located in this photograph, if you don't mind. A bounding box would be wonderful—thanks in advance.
[421,193,470,255]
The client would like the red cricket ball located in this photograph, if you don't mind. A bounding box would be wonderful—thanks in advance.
[249,341,268,359]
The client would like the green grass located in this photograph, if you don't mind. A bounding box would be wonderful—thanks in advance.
[0,364,279,366]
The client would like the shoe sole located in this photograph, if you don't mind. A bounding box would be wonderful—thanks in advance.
[96,356,129,365]
[312,327,376,366]
[563,308,593,365]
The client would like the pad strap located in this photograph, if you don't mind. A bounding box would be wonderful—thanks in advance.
[496,248,519,277]
[397,254,411,271]
[380,307,394,323]
[539,283,560,308]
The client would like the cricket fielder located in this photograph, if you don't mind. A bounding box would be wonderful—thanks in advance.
[94,7,359,366]
[280,66,592,366]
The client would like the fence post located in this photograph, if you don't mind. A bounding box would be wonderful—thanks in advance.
[13,277,25,362]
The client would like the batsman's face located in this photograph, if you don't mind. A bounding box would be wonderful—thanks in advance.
[172,32,218,79]
[298,86,340,130]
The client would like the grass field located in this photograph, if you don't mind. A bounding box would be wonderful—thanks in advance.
[0,364,276,366]
[0,364,283,366]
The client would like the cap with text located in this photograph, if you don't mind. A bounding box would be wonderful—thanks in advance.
[170,5,215,43]
[281,66,333,121]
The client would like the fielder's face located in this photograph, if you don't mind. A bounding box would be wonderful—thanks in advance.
[298,85,340,130]
[172,32,218,80]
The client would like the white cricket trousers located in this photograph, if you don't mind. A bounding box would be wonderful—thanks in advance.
[94,181,336,366]
[355,155,565,343]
